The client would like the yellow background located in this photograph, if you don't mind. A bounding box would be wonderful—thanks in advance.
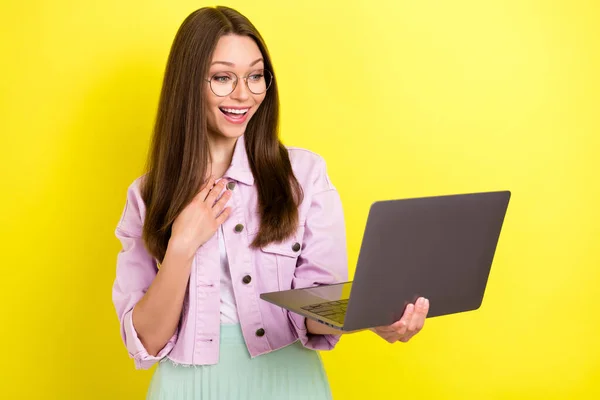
[1,0,598,398]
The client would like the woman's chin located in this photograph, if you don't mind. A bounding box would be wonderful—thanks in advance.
[209,126,246,140]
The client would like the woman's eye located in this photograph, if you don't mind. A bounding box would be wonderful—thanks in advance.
[213,75,231,83]
[248,74,263,81]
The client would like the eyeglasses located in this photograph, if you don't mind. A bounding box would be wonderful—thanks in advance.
[205,69,273,97]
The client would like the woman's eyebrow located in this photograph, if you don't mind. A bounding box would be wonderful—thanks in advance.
[211,58,264,67]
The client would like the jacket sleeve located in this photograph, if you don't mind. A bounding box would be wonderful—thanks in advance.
[287,157,349,350]
[112,179,178,370]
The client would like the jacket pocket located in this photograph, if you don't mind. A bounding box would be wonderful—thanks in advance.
[257,225,305,291]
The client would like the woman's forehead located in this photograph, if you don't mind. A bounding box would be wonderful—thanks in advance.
[211,35,263,67]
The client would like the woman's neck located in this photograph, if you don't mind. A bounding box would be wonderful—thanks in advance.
[207,134,238,178]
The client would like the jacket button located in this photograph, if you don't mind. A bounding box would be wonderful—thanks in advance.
[292,242,301,252]
[256,328,265,337]
[226,181,236,191]
[234,224,244,233]
[242,275,252,284]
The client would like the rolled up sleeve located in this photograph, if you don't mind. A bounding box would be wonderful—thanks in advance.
[122,305,177,370]
[288,157,349,351]
[112,179,177,370]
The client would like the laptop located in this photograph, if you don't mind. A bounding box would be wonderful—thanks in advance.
[260,190,511,331]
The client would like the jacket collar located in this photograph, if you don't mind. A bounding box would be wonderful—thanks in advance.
[223,135,254,186]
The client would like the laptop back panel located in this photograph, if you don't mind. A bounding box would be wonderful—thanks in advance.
[343,191,511,331]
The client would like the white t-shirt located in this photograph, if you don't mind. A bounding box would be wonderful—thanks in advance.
[219,226,239,324]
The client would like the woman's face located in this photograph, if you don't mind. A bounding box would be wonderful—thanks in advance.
[205,34,267,140]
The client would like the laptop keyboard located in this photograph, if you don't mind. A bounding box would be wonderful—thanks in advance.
[301,299,349,324]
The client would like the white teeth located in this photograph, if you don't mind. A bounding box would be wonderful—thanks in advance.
[221,108,248,115]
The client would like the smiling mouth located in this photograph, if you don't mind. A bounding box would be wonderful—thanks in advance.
[219,107,249,117]
[219,107,250,124]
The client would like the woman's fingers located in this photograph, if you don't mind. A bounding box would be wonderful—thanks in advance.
[397,303,414,332]
[372,298,431,344]
[215,207,232,225]
[205,179,227,205]
[400,297,429,342]
[196,176,216,202]
[213,190,232,216]
[414,298,429,330]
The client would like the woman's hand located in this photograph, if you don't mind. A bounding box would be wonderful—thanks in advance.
[371,297,430,343]
[169,176,232,260]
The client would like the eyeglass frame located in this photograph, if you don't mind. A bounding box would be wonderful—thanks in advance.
[204,69,274,97]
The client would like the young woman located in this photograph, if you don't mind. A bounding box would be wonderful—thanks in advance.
[112,6,429,399]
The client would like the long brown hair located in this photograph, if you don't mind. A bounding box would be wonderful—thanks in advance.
[141,6,303,263]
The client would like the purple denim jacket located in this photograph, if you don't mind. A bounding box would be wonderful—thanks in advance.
[112,136,348,369]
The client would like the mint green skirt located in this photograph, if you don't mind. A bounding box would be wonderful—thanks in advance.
[147,324,333,399]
